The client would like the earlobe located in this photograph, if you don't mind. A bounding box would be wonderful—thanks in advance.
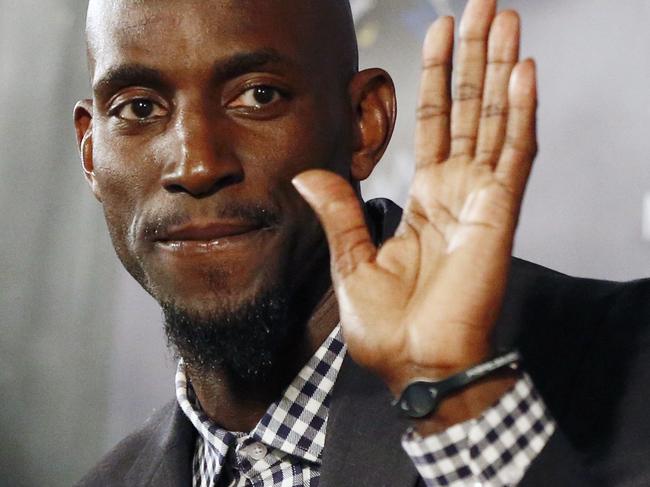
[73,99,102,201]
[348,68,397,182]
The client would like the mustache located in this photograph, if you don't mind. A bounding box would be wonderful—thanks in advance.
[140,202,281,241]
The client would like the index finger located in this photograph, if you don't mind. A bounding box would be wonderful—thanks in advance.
[414,16,454,168]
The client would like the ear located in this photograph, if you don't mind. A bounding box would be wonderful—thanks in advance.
[73,99,102,201]
[348,68,397,182]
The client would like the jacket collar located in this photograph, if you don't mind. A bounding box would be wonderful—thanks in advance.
[320,354,420,487]
[124,401,196,487]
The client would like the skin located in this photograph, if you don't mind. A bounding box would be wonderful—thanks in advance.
[76,0,537,435]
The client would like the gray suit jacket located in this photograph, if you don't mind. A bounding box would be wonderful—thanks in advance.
[77,200,650,486]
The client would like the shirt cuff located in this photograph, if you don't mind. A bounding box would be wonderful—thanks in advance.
[402,373,556,486]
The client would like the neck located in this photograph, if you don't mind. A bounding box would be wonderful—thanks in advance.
[186,276,339,432]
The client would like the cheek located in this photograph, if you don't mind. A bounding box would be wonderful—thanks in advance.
[94,166,139,271]
[230,121,329,225]
[93,124,162,208]
[92,134,156,266]
[229,105,351,247]
[222,125,330,273]
[232,96,352,179]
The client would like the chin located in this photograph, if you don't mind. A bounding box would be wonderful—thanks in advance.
[161,273,297,384]
[142,255,280,312]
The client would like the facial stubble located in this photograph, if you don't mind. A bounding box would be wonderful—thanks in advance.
[162,281,300,385]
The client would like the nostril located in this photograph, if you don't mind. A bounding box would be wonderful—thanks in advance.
[218,173,245,188]
[161,166,245,197]
[164,183,187,194]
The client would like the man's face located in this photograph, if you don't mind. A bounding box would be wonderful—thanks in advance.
[83,0,357,317]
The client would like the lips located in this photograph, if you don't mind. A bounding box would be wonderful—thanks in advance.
[152,220,268,253]
[156,221,263,242]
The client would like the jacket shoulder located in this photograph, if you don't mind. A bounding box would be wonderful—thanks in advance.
[504,259,650,481]
[75,401,184,487]
[500,257,650,346]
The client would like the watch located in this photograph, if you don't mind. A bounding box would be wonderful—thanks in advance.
[392,350,522,419]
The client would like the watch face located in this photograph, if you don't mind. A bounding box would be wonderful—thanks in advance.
[402,383,438,418]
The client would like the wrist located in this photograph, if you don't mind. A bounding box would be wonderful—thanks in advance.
[412,368,520,437]
[384,353,495,399]
[390,350,523,435]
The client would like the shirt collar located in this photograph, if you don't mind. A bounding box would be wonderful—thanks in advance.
[251,324,345,462]
[176,315,346,466]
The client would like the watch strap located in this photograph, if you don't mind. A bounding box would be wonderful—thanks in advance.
[393,350,522,419]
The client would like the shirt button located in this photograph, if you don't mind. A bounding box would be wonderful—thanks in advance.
[247,442,268,461]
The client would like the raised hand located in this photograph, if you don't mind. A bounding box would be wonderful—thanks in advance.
[293,0,537,408]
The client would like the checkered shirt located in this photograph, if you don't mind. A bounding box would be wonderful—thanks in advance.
[402,373,556,486]
[176,325,346,487]
[177,327,555,487]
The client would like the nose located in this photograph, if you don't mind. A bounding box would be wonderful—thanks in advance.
[160,109,243,197]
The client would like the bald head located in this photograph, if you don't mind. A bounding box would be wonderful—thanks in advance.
[85,0,359,83]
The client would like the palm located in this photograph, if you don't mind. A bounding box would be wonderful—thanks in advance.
[342,160,522,383]
[295,0,537,391]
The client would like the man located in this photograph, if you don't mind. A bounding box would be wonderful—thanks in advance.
[74,0,650,485]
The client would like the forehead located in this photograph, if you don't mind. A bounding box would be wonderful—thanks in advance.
[87,0,321,83]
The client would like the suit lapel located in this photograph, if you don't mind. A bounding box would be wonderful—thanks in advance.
[320,355,420,487]
[124,401,197,487]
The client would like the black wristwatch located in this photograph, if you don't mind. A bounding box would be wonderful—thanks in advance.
[392,350,522,419]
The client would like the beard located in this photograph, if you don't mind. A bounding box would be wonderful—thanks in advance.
[162,285,297,385]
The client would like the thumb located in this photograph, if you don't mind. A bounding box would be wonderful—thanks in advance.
[292,169,376,279]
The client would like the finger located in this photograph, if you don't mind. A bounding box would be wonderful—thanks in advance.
[414,16,454,168]
[496,59,538,199]
[292,170,376,280]
[450,0,496,159]
[475,10,520,167]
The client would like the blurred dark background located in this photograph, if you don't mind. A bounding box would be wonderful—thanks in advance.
[2,0,650,485]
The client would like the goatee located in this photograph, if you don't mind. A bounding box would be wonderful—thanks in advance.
[162,289,294,385]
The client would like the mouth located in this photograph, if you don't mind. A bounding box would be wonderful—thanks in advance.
[153,220,272,254]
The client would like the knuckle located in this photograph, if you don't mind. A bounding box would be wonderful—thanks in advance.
[422,59,450,71]
[347,237,371,257]
[505,136,536,159]
[338,223,368,241]
[454,83,482,101]
[459,33,485,44]
[481,104,508,118]
[449,149,472,159]
[451,134,478,143]
[476,148,500,161]
[487,59,515,67]
[416,103,451,121]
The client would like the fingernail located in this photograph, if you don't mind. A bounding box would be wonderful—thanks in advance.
[291,176,306,193]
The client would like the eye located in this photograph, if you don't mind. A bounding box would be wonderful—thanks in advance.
[229,86,283,110]
[115,98,167,121]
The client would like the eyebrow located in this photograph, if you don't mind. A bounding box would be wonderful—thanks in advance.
[211,49,293,81]
[93,64,167,97]
[93,49,294,98]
